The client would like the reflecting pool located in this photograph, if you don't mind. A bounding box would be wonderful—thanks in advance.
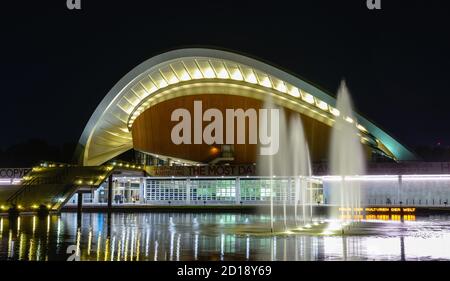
[0,212,450,261]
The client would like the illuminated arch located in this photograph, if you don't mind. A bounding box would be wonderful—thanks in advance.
[77,48,416,166]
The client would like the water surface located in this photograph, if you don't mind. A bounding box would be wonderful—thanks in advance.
[0,212,449,261]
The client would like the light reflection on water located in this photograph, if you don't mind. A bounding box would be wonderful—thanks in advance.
[0,212,450,261]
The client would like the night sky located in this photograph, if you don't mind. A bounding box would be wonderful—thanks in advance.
[0,0,449,150]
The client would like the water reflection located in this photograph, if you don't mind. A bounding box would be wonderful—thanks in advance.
[0,212,449,261]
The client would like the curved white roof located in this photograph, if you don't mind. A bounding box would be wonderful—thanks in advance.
[77,48,416,166]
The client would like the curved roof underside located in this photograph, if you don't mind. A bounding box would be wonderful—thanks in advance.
[77,48,416,166]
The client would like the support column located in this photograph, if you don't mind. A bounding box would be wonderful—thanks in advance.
[107,211,111,238]
[186,178,191,205]
[398,175,402,205]
[93,189,99,204]
[235,177,241,205]
[139,178,145,204]
[108,175,113,211]
[287,177,292,203]
[77,192,83,228]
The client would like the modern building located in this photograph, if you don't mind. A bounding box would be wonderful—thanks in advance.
[76,48,415,167]
[3,48,450,212]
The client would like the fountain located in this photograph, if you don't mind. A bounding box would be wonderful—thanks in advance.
[254,80,364,234]
[288,113,312,227]
[329,80,366,223]
[258,97,313,232]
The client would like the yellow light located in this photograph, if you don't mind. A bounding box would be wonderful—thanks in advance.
[146,83,158,94]
[391,214,401,221]
[230,69,243,81]
[316,100,328,111]
[203,67,215,78]
[180,71,190,81]
[88,180,94,185]
[192,69,203,79]
[76,180,83,185]
[158,79,168,88]
[210,146,220,155]
[404,215,416,221]
[17,205,23,210]
[330,107,340,116]
[216,69,228,79]
[357,124,367,132]
[168,75,179,84]
[245,72,258,84]
[361,137,370,143]
[391,208,401,212]
[46,204,51,209]
[125,164,130,168]
[288,87,300,98]
[31,204,39,209]
[345,116,354,123]
[276,82,287,93]
[403,208,416,213]
[302,92,315,104]
[259,77,272,88]
[1,205,7,211]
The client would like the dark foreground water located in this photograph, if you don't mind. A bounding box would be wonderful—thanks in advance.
[0,212,450,261]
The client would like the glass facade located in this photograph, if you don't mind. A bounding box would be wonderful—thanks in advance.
[190,179,236,202]
[67,176,323,205]
[147,179,187,202]
[48,174,450,207]
[144,177,322,205]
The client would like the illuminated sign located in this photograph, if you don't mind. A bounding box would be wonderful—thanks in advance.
[148,165,256,177]
[364,207,416,213]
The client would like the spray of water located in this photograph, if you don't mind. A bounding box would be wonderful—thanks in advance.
[329,80,366,222]
[258,97,313,232]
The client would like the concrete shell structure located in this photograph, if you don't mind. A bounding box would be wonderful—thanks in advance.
[77,48,416,166]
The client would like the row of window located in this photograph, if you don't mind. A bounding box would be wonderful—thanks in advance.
[145,179,320,203]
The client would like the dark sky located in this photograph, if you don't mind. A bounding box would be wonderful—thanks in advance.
[0,0,449,150]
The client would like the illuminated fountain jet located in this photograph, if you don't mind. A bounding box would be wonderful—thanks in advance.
[329,80,366,223]
[258,97,313,232]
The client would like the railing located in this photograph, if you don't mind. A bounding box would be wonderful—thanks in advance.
[6,165,70,205]
[3,160,142,211]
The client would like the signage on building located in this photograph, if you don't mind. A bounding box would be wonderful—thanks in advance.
[0,168,31,178]
[147,165,256,177]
